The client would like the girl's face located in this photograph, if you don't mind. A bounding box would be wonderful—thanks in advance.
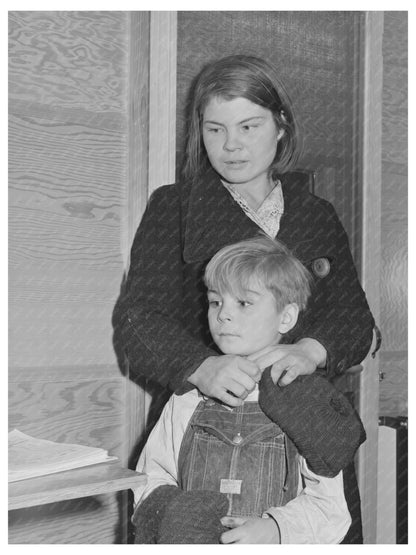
[202,96,283,194]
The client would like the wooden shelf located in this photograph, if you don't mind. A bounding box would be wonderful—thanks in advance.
[9,462,146,510]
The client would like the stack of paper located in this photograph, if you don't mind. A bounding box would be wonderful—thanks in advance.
[8,429,118,482]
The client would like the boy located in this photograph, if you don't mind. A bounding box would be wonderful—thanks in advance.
[132,236,365,544]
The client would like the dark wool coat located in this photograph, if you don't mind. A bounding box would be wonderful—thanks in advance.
[115,168,374,393]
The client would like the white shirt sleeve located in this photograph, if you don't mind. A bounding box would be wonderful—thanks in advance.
[132,391,200,507]
[264,455,351,544]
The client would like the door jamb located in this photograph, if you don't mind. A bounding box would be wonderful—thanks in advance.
[358,10,383,544]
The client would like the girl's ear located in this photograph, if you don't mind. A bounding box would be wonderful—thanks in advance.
[278,303,299,334]
[276,128,285,141]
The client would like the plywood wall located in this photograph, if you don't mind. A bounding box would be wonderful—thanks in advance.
[9,11,128,369]
[378,12,407,417]
[8,11,149,543]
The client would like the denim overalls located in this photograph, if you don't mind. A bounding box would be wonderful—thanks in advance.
[177,397,298,517]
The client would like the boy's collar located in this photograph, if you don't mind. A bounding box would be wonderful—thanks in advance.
[198,384,260,410]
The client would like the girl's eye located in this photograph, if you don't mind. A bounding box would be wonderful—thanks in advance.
[209,300,221,307]
[241,124,258,132]
[206,127,222,134]
[238,300,251,307]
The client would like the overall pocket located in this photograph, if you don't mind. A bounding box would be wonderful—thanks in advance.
[183,418,288,517]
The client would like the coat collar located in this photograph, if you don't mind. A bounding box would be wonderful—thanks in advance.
[181,168,310,263]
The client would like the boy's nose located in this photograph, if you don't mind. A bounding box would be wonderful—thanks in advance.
[217,306,232,322]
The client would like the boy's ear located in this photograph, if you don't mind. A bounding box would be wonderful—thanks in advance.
[278,303,299,334]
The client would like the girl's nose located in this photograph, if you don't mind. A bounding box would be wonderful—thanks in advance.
[223,130,242,152]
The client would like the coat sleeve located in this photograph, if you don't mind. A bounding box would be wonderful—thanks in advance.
[258,368,366,477]
[287,199,375,376]
[113,186,217,393]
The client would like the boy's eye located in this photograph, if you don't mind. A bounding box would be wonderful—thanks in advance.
[241,124,258,132]
[238,300,252,307]
[208,299,221,307]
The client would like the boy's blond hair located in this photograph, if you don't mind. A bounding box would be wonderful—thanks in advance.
[204,235,312,312]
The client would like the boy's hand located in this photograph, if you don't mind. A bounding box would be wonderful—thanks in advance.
[188,355,261,407]
[249,338,327,386]
[220,516,281,544]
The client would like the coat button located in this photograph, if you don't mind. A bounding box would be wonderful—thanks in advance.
[232,433,243,445]
[312,257,330,278]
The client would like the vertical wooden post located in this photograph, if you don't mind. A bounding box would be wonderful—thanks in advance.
[124,9,151,471]
[148,11,177,195]
[125,11,178,472]
[359,11,383,544]
[126,11,150,261]
[143,11,178,424]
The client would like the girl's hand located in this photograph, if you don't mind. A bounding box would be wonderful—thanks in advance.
[249,338,327,386]
[188,355,261,407]
[220,516,280,544]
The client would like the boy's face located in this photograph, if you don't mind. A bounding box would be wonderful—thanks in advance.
[207,281,284,357]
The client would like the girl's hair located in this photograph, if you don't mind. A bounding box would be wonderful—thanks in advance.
[182,54,299,181]
[204,235,311,312]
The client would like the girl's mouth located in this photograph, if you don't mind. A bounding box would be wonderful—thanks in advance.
[225,160,248,167]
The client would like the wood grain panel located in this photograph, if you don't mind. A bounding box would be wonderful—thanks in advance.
[382,11,407,67]
[8,112,125,270]
[9,493,122,544]
[8,11,135,543]
[9,11,128,111]
[9,364,122,382]
[9,298,120,367]
[8,375,126,456]
[9,263,122,304]
[9,11,128,369]
[380,170,407,354]
[378,11,408,419]
[382,65,407,168]
[379,351,407,417]
[8,364,130,544]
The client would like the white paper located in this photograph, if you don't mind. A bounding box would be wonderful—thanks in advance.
[8,429,117,482]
